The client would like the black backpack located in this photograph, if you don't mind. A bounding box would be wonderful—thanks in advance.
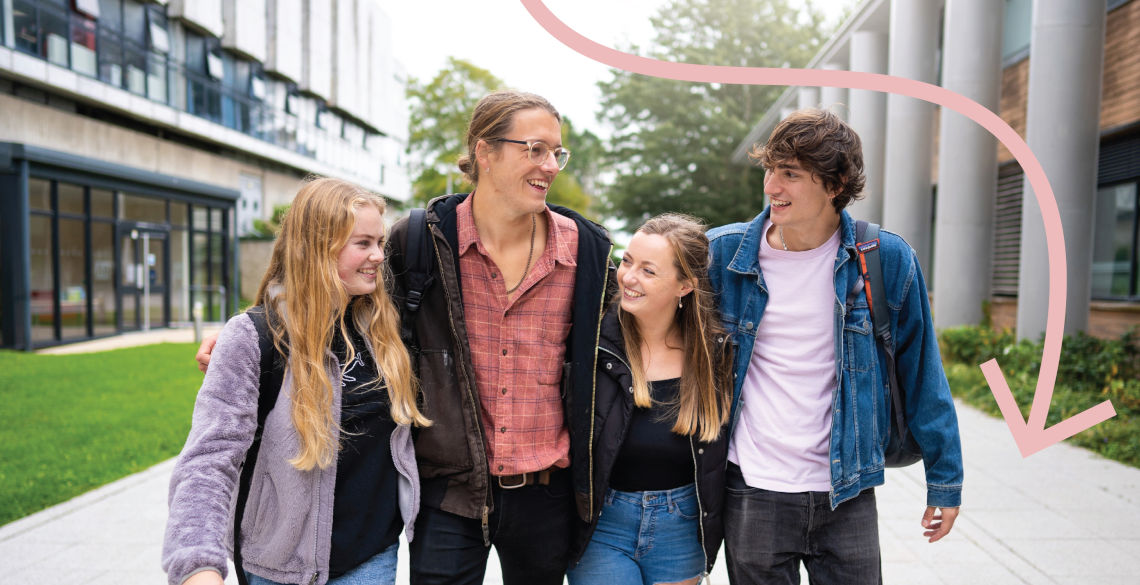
[233,306,286,585]
[852,221,923,468]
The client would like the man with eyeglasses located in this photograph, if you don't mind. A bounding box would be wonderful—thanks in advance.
[384,90,613,585]
[194,90,609,584]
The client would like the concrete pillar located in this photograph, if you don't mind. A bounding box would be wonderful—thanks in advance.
[797,87,820,110]
[881,0,941,271]
[847,30,889,224]
[820,63,849,119]
[1016,0,1106,339]
[933,0,1004,329]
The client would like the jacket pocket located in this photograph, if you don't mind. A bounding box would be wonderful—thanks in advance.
[240,437,311,571]
[414,348,474,472]
[842,306,874,373]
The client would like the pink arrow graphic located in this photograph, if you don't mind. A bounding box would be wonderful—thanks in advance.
[520,0,1116,457]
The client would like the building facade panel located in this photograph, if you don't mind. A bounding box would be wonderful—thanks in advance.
[222,0,268,62]
[265,0,302,82]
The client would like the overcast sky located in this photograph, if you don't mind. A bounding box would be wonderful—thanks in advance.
[384,0,855,139]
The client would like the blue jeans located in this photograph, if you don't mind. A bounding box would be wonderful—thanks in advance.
[244,541,398,585]
[723,463,881,585]
[567,483,705,585]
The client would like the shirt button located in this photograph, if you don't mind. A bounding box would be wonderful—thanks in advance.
[605,362,613,370]
[502,349,508,356]
[501,388,508,395]
[500,427,507,433]
[698,448,704,455]
[491,272,498,279]
[498,465,504,472]
[627,386,633,393]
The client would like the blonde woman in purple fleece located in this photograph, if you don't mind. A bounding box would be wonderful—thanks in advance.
[163,177,430,585]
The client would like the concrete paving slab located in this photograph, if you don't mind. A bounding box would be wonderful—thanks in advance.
[2,402,1138,584]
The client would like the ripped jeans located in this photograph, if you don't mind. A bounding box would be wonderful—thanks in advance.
[567,483,705,585]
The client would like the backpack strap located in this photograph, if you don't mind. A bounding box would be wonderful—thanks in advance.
[401,208,434,344]
[854,221,909,458]
[234,306,285,585]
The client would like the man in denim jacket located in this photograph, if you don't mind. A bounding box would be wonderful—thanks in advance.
[708,109,963,585]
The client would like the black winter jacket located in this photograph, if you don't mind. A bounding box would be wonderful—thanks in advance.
[570,304,730,573]
[386,193,613,542]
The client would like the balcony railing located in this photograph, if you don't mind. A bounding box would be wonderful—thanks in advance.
[3,2,382,185]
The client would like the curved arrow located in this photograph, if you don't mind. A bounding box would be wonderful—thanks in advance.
[520,0,1116,457]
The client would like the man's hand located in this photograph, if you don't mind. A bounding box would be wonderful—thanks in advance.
[195,333,220,373]
[922,506,959,543]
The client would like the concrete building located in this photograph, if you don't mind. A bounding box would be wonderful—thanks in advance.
[733,0,1140,339]
[0,0,410,351]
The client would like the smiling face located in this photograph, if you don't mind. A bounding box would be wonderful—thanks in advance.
[764,159,840,231]
[617,232,694,323]
[478,108,563,215]
[336,203,385,297]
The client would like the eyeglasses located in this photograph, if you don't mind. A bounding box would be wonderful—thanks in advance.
[492,138,571,170]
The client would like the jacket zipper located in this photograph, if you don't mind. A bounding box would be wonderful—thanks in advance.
[689,436,709,580]
[430,222,493,546]
[586,245,614,521]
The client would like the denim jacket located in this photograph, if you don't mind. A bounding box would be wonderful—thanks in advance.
[707,208,963,509]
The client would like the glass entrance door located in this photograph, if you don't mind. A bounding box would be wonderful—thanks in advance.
[118,225,170,331]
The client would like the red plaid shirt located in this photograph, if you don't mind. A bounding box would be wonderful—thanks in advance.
[456,196,578,476]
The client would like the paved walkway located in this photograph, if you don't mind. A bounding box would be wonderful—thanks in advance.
[4,330,1139,583]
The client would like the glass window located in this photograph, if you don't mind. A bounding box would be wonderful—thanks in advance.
[1091,183,1138,298]
[12,0,40,56]
[120,193,166,223]
[30,215,55,343]
[192,232,210,285]
[98,26,124,87]
[29,178,51,211]
[40,4,70,67]
[125,43,147,95]
[91,221,116,336]
[192,205,209,230]
[210,208,223,232]
[59,218,89,340]
[1002,0,1033,60]
[98,0,123,31]
[122,0,145,45]
[91,188,114,218]
[148,53,167,102]
[58,183,85,215]
[71,14,99,77]
[170,228,189,322]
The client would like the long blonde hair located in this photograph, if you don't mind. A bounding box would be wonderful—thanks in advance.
[618,213,732,443]
[254,177,429,471]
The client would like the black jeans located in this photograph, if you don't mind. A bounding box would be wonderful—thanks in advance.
[409,469,574,585]
[724,463,882,585]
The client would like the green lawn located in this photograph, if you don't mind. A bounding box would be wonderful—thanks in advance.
[0,343,203,526]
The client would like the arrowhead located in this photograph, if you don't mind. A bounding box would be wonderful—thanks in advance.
[980,358,1117,457]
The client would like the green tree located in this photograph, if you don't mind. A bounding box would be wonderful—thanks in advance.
[598,0,832,229]
[405,58,602,216]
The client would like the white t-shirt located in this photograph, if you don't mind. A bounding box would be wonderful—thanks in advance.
[728,221,840,493]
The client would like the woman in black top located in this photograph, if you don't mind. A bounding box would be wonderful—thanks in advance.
[568,213,733,585]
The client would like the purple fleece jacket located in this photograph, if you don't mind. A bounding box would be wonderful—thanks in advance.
[162,312,420,585]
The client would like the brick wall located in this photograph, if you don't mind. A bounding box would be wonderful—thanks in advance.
[997,0,1140,165]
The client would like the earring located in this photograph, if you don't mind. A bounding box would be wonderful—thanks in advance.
[678,297,683,309]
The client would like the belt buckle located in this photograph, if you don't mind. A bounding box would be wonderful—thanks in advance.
[498,472,528,490]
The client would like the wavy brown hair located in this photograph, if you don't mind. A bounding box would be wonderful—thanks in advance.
[456,90,561,185]
[749,108,866,211]
[254,177,429,471]
[618,213,733,443]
